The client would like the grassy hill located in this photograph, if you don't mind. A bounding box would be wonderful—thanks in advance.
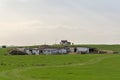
[0,45,120,80]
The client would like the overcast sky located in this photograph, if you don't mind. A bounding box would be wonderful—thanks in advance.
[0,0,120,46]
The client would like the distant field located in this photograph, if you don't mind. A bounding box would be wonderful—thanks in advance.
[81,45,120,53]
[0,45,120,80]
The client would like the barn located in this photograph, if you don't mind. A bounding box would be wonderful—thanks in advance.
[69,47,97,54]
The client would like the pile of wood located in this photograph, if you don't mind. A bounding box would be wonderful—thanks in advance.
[97,50,118,54]
[9,49,26,55]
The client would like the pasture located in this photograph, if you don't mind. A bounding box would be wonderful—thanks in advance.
[0,45,120,80]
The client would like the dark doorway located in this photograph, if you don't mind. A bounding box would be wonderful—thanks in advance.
[74,48,77,52]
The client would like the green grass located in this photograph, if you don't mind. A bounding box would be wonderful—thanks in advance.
[0,48,8,55]
[0,54,119,80]
[0,45,120,80]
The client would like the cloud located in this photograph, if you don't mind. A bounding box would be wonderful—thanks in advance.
[0,0,120,45]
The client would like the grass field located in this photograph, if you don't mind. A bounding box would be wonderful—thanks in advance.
[0,45,120,80]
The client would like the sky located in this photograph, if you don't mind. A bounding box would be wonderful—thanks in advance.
[0,0,120,46]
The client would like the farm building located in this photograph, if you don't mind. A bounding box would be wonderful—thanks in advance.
[9,45,117,55]
[9,47,68,55]
[9,48,26,55]
[76,47,90,53]
[16,48,25,52]
[25,48,33,55]
[60,40,71,45]
[42,48,67,55]
[69,47,98,54]
[42,48,59,55]
[2,45,7,48]
[32,48,40,55]
[25,48,41,55]
[58,49,67,54]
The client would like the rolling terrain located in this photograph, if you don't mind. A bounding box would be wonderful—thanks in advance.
[0,45,120,80]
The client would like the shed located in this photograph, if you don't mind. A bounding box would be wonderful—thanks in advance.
[43,48,59,55]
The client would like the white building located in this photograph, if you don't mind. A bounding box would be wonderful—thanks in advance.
[13,47,68,55]
[32,48,40,55]
[76,47,90,53]
[42,48,68,55]
[25,49,32,55]
[69,47,90,54]
[60,40,71,45]
[16,48,25,52]
[58,49,67,54]
[43,49,59,55]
